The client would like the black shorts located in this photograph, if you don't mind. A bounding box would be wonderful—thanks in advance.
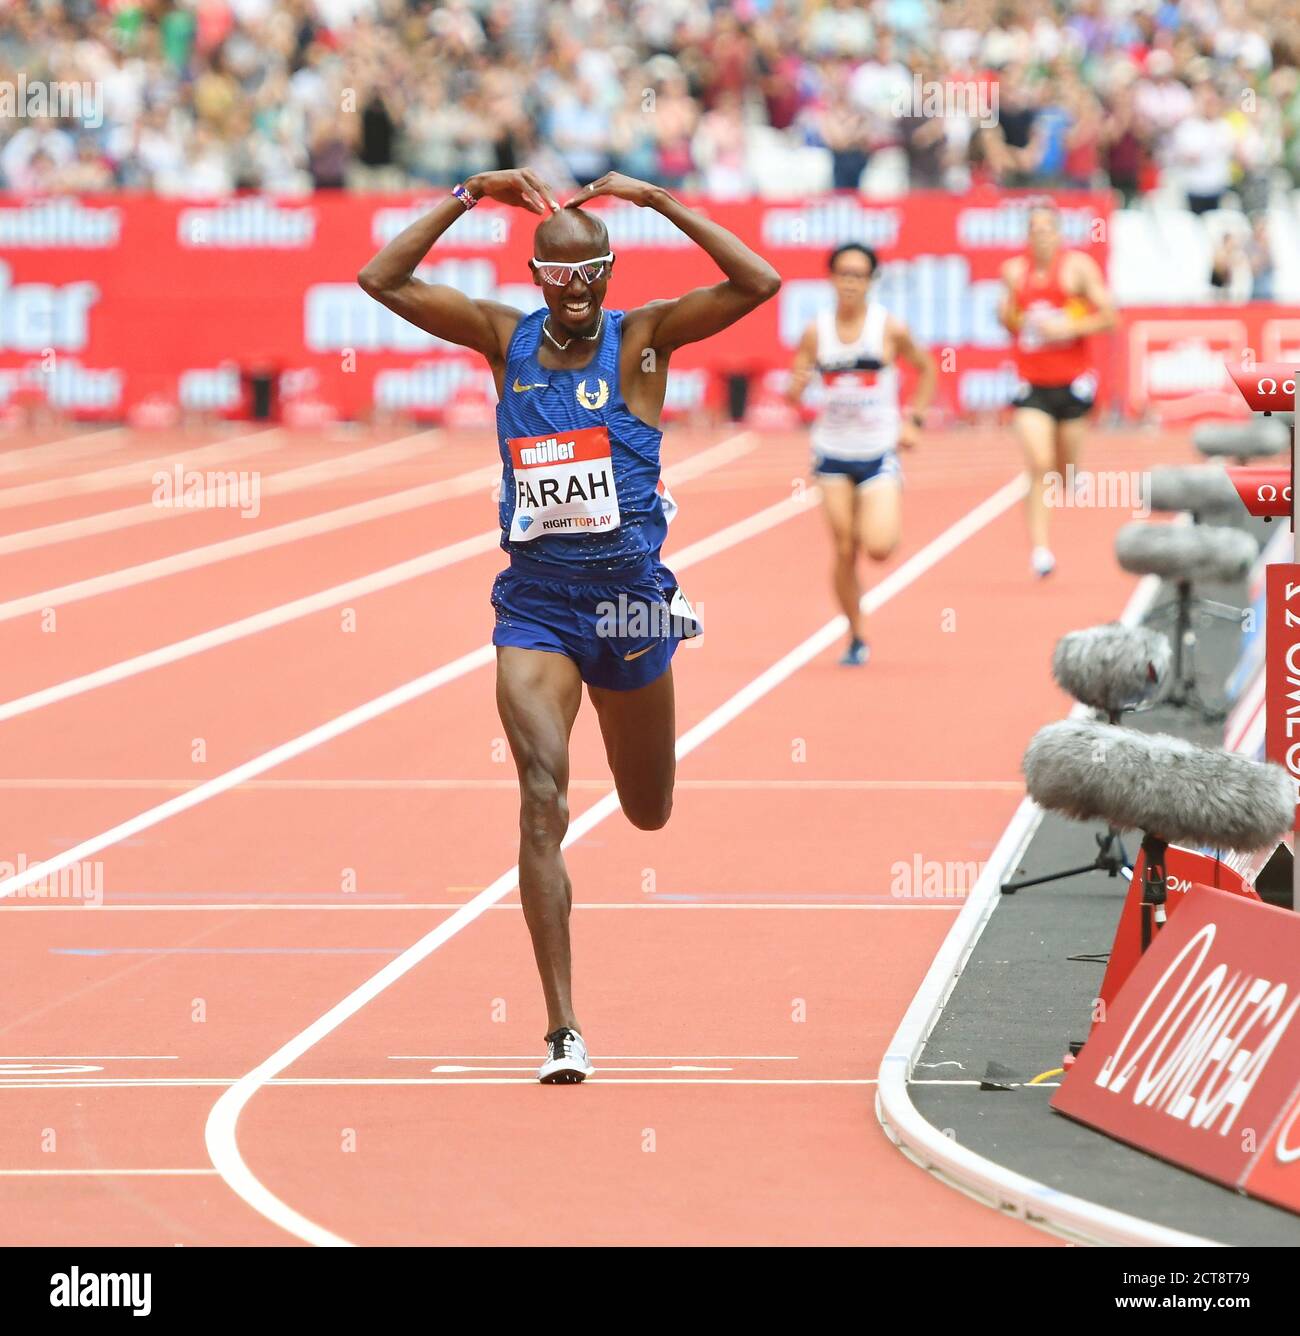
[1011,374,1097,421]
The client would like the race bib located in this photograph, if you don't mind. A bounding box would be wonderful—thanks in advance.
[507,425,620,542]
[1018,302,1059,351]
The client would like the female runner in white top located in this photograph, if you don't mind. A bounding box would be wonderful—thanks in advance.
[788,243,936,665]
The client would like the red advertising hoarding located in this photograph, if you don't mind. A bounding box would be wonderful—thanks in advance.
[1118,307,1300,421]
[0,189,1111,420]
[1054,885,1300,1213]
[1266,564,1300,826]
[1093,845,1257,1018]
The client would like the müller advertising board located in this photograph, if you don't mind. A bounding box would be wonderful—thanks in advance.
[1053,886,1300,1214]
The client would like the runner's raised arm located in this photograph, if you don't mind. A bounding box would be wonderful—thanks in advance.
[357,169,560,362]
[566,173,781,353]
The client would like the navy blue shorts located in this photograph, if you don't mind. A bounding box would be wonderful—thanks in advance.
[812,451,903,489]
[490,555,700,691]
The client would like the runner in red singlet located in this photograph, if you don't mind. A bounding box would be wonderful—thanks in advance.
[999,202,1115,577]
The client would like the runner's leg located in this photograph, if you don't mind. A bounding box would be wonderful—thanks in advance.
[1054,414,1087,483]
[820,474,864,642]
[857,475,903,562]
[496,646,584,1033]
[587,666,676,831]
[1013,405,1057,552]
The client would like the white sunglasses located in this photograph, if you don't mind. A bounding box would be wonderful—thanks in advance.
[530,253,615,286]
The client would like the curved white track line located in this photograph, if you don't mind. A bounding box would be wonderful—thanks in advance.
[203,476,1025,1246]
[874,571,1226,1247]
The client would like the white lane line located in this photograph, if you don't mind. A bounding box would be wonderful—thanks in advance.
[0,777,1024,792]
[0,902,958,911]
[0,532,499,723]
[0,427,127,474]
[0,427,748,614]
[0,484,816,903]
[203,473,1027,1247]
[0,459,496,621]
[0,430,438,556]
[0,433,760,722]
[0,1078,875,1090]
[0,1168,218,1177]
[388,1053,798,1060]
[431,1064,731,1072]
[0,430,281,509]
[0,1055,177,1060]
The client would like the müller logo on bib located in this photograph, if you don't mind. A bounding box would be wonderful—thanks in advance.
[507,425,620,542]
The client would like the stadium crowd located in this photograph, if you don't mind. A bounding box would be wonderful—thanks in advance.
[1,0,1299,212]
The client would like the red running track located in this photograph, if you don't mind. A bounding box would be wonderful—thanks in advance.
[0,421,1190,1245]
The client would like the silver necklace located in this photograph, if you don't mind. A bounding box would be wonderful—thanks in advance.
[542,310,603,352]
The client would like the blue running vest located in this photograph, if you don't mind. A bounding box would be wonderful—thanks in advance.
[495,308,669,572]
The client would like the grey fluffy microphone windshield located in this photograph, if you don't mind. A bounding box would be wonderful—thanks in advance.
[1052,624,1171,712]
[1023,719,1293,851]
[1193,418,1289,459]
[1146,466,1241,517]
[1114,522,1257,581]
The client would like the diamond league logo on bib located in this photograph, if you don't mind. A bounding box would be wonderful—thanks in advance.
[506,424,621,541]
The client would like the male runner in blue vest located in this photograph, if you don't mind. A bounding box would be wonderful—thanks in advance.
[359,169,780,1082]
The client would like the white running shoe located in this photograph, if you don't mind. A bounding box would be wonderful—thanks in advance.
[1031,546,1056,578]
[539,1027,595,1084]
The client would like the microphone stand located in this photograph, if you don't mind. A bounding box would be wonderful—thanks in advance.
[1002,705,1134,895]
[1139,833,1168,953]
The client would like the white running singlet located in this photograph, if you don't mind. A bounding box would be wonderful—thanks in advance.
[809,302,901,463]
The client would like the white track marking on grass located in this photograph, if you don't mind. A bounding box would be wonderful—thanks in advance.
[0,430,438,555]
[0,437,782,722]
[0,461,497,622]
[2,431,747,610]
[0,430,281,509]
[0,427,126,474]
[202,473,1026,1247]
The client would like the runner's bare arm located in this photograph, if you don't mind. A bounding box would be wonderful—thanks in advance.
[1067,252,1116,336]
[358,169,560,362]
[892,319,937,417]
[890,318,936,449]
[997,257,1025,334]
[567,173,781,353]
[786,323,819,405]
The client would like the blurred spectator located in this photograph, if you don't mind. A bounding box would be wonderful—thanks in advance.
[1246,213,1276,300]
[692,89,752,199]
[1169,81,1237,213]
[1099,81,1148,205]
[545,77,614,184]
[1209,229,1251,301]
[803,60,871,190]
